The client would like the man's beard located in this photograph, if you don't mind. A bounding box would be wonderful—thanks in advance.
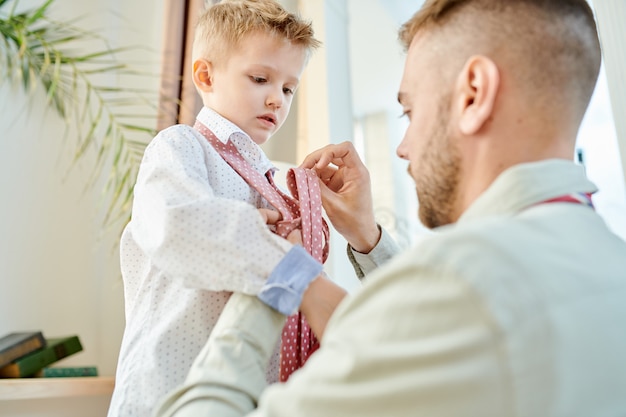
[414,102,461,229]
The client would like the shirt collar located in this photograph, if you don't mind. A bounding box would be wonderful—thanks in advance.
[197,106,274,174]
[458,159,598,224]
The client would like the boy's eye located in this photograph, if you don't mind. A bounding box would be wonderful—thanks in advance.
[251,76,267,83]
[283,87,294,95]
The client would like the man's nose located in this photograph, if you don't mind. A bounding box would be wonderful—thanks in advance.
[396,135,410,160]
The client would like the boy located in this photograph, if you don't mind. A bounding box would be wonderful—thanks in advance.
[107,1,321,416]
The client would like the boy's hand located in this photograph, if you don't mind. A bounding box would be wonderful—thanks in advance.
[258,208,303,246]
[258,208,281,225]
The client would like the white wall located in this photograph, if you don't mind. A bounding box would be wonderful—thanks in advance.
[0,0,163,415]
[592,0,626,189]
[588,1,626,240]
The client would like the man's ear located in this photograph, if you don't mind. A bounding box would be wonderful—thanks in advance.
[455,55,500,135]
[192,59,213,92]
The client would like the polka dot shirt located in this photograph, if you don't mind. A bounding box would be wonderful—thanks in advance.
[108,107,292,417]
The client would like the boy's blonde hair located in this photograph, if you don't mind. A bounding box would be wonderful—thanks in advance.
[193,0,321,65]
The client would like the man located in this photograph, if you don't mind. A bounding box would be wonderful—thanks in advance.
[156,1,626,416]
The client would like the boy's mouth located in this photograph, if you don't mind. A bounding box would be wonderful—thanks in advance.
[259,114,276,125]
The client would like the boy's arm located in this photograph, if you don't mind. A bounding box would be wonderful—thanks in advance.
[257,210,347,339]
[130,127,295,295]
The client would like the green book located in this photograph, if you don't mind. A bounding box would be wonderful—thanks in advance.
[41,366,98,378]
[0,331,46,368]
[0,336,83,378]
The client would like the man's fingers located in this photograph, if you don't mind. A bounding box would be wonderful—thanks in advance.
[315,165,338,182]
[317,179,341,214]
[300,145,336,169]
[300,142,361,171]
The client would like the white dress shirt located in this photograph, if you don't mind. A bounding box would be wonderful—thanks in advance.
[108,107,293,417]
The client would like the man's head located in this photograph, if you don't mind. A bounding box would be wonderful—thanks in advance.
[395,0,601,228]
[192,0,320,144]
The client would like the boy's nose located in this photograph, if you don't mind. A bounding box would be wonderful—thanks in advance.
[266,89,283,109]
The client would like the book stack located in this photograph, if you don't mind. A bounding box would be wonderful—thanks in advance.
[0,331,90,378]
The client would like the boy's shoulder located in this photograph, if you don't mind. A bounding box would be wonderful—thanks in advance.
[141,123,211,162]
[147,123,202,149]
[157,123,198,139]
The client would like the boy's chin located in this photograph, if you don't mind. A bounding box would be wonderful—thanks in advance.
[251,135,271,145]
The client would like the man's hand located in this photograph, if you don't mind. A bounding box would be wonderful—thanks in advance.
[300,142,380,253]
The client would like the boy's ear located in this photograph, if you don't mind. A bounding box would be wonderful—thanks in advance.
[455,55,500,135]
[192,59,213,92]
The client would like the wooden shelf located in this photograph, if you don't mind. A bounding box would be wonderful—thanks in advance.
[0,377,114,400]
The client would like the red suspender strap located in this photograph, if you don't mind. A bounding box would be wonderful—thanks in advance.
[539,192,594,209]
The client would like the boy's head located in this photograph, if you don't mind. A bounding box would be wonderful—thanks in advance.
[192,0,321,145]
[193,0,320,66]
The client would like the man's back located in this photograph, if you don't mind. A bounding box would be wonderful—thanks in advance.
[434,202,626,415]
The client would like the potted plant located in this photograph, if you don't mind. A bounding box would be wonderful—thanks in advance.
[0,0,158,226]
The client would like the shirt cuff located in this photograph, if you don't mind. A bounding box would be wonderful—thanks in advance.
[257,245,323,315]
[348,226,399,277]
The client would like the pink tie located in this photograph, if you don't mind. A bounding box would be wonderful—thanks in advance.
[194,121,329,381]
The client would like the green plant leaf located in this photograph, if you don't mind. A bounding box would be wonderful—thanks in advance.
[25,0,53,25]
[1,0,160,230]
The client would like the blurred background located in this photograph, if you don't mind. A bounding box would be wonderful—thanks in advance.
[0,0,624,415]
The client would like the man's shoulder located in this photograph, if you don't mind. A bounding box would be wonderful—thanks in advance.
[399,216,526,272]
[373,211,626,322]
[361,213,602,314]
